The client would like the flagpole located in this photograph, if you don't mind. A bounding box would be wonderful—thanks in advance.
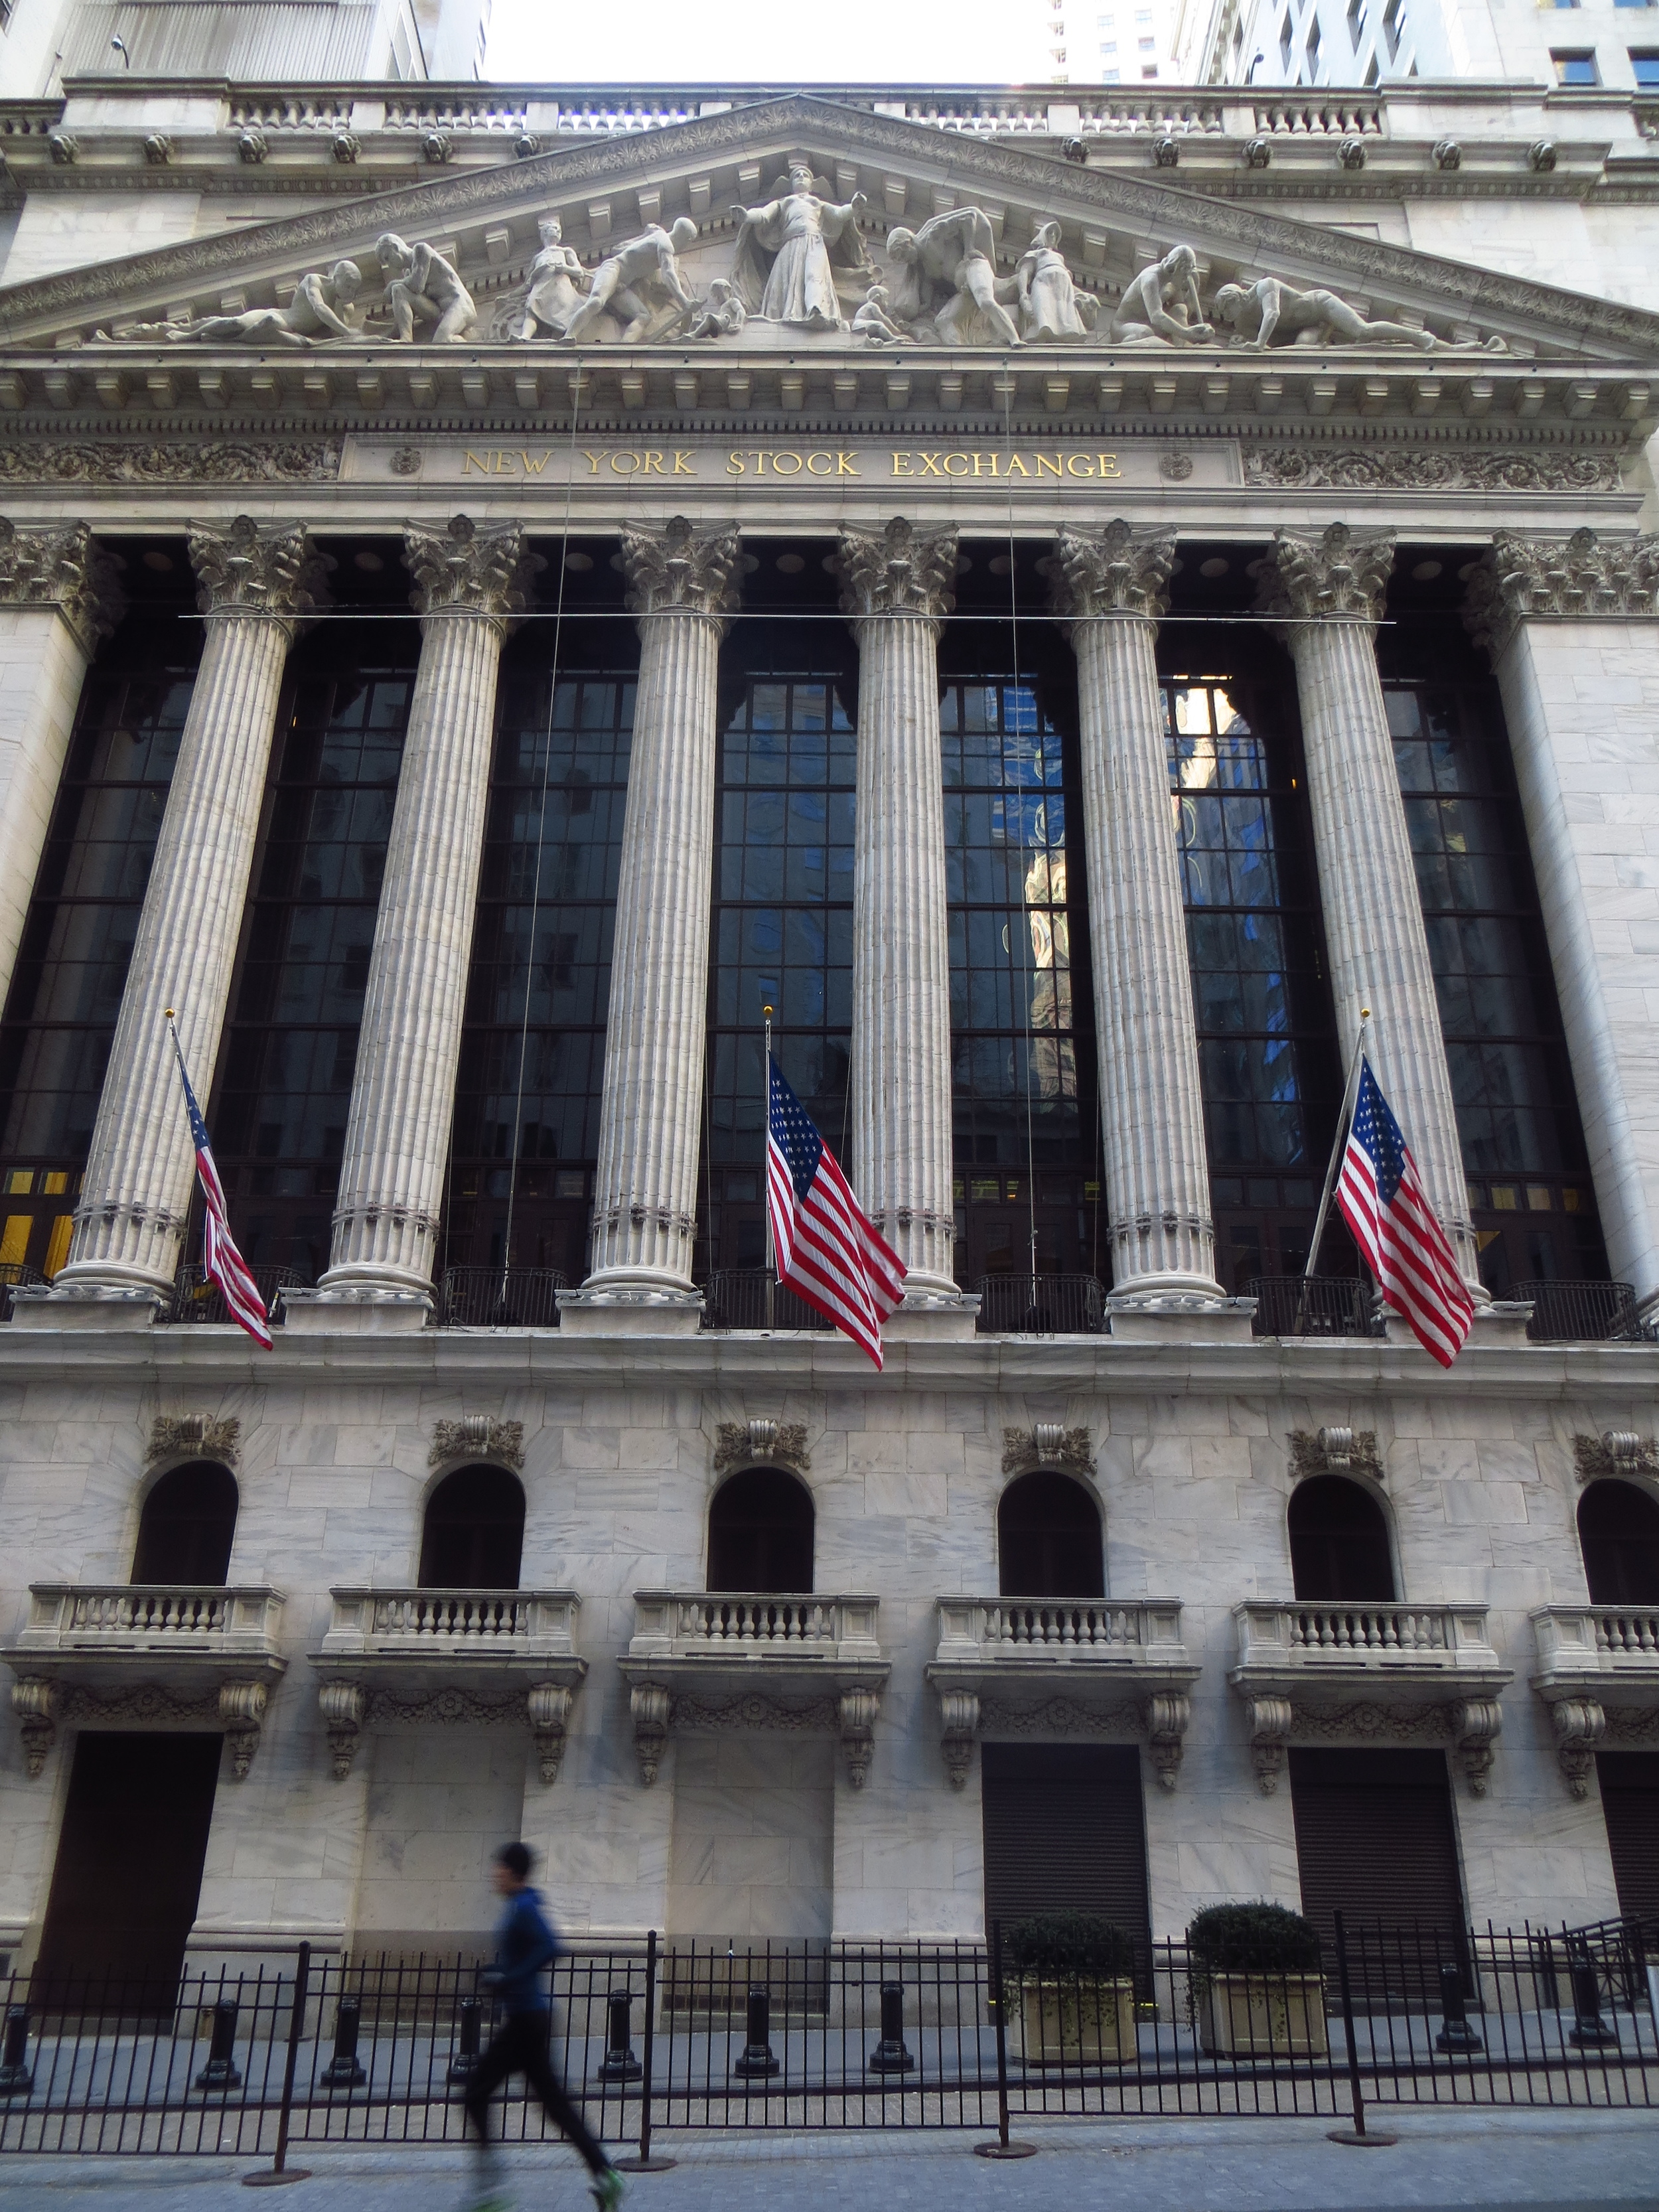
[162,1007,202,1276]
[762,1003,775,1332]
[1297,1007,1370,1333]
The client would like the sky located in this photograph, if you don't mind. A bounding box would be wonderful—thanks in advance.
[484,0,1034,86]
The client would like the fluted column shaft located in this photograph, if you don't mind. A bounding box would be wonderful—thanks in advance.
[55,519,325,1297]
[323,517,541,1296]
[1260,523,1479,1288]
[839,518,960,1299]
[1052,524,1224,1301]
[579,517,740,1303]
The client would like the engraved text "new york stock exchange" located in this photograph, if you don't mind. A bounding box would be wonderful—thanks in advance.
[458,448,1125,480]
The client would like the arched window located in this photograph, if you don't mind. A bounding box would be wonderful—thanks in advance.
[1288,1475,1396,1603]
[997,1472,1105,1598]
[1579,1479,1659,1607]
[418,1465,526,1590]
[707,1467,814,1593]
[131,1461,238,1585]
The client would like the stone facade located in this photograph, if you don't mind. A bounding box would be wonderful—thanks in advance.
[0,73,1656,1976]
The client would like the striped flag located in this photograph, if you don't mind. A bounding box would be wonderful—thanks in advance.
[1336,1056,1473,1367]
[167,1021,273,1351]
[766,1057,905,1368]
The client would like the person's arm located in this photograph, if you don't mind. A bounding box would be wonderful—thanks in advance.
[1252,279,1283,349]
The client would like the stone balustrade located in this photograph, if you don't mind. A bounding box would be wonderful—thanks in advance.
[626,1590,882,1664]
[10,1582,285,1659]
[1530,1603,1659,1797]
[319,1587,581,1662]
[926,1595,1198,1790]
[1233,1599,1506,1676]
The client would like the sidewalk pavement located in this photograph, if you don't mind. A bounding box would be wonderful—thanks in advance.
[0,2108,1656,2212]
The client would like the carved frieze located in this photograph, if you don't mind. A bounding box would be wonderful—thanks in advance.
[429,1416,526,1471]
[1047,519,1176,623]
[1247,1693,1498,1795]
[318,1678,573,1783]
[10,1675,271,1778]
[713,1419,810,1476]
[1463,527,1659,658]
[1254,520,1396,624]
[0,519,125,654]
[147,1413,241,1467]
[1241,447,1622,495]
[0,441,341,485]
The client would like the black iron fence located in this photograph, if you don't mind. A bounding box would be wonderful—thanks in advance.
[1246,1276,1382,1340]
[699,1272,833,1332]
[2,1918,1654,2159]
[0,1263,45,1321]
[169,1266,309,1328]
[1514,1279,1656,1345]
[974,1275,1107,1336]
[437,1268,569,1329]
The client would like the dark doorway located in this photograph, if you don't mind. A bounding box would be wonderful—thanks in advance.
[131,1462,238,1585]
[1289,1747,1465,1952]
[417,1465,526,1589]
[981,1742,1151,1956]
[706,1467,814,1593]
[1578,1480,1659,1606]
[997,1472,1105,1598]
[1288,1475,1396,1602]
[1597,1751,1659,1923]
[35,1732,222,2006]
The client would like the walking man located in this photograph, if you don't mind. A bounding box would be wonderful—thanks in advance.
[462,1841,626,2212]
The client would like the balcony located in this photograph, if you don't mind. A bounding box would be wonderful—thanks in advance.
[1531,1603,1659,1795]
[437,1267,567,1327]
[974,1275,1106,1336]
[1,1583,287,1779]
[1230,1600,1513,1797]
[311,1588,587,1782]
[698,1272,832,1331]
[618,1591,889,1788]
[1246,1275,1382,1341]
[1514,1280,1656,1344]
[926,1596,1199,1788]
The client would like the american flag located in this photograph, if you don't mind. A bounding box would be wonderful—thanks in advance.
[167,1021,272,1350]
[1336,1056,1473,1367]
[766,1058,905,1368]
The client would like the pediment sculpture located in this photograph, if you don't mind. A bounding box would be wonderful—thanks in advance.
[729,157,875,331]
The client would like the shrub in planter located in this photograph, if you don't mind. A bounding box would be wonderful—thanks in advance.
[1185,1903,1328,2059]
[999,1911,1139,2066]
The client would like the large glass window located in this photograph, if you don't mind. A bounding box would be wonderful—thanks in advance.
[703,670,854,1276]
[212,644,414,1276]
[944,677,1099,1284]
[1165,672,1340,1291]
[0,630,198,1278]
[446,662,634,1280]
[1386,678,1606,1291]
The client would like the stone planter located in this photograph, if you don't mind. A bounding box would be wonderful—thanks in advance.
[1008,1976,1138,2066]
[1197,1970,1329,2058]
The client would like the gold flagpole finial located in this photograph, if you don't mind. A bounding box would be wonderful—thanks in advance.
[164,1007,175,1021]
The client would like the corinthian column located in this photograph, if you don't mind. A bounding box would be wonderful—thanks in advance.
[309,517,541,1323]
[1049,521,1227,1310]
[1465,528,1659,1298]
[836,516,970,1325]
[41,519,326,1314]
[0,520,124,1013]
[563,516,741,1331]
[1256,522,1480,1291]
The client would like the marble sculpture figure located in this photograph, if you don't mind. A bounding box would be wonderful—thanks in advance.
[560,218,701,344]
[1210,274,1502,351]
[851,283,911,343]
[730,159,872,329]
[513,216,591,340]
[685,278,747,340]
[106,261,365,346]
[885,207,1024,346]
[376,233,477,343]
[1015,222,1098,342]
[1108,244,1213,345]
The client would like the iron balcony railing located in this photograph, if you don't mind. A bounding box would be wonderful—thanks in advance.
[698,1272,833,1332]
[1514,1280,1652,1344]
[974,1274,1107,1336]
[1246,1276,1382,1340]
[0,1262,44,1321]
[437,1268,567,1329]
[169,1265,307,1328]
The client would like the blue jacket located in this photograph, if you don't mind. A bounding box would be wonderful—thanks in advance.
[487,1884,559,2015]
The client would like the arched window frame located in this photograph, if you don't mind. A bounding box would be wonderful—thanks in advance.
[1285,1469,1402,1604]
[129,1458,241,1587]
[704,1461,816,1594]
[415,1459,528,1591]
[994,1465,1108,1599]
[1576,1472,1659,1607]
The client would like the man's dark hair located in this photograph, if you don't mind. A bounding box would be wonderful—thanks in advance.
[496,1840,533,1881]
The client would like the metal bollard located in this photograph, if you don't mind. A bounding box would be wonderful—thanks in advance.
[597,1988,643,2081]
[0,2006,33,2097]
[447,1994,484,2084]
[1433,1962,1482,2053]
[732,1984,780,2079]
[867,1980,916,2073]
[193,1999,243,2091]
[319,1992,368,2087]
[1568,1951,1619,2047]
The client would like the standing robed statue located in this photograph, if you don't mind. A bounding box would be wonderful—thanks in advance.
[729,157,875,331]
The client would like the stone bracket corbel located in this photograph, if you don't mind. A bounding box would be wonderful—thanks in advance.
[528,1681,573,1785]
[630,1681,670,1785]
[839,1687,879,1789]
[1145,1692,1192,1791]
[937,1688,979,1788]
[219,1678,269,1780]
[1451,1698,1502,1797]
[1549,1697,1606,1797]
[1246,1694,1293,1793]
[319,1680,366,1779]
[11,1676,56,1777]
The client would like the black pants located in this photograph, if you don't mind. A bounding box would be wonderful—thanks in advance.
[462,2009,611,2175]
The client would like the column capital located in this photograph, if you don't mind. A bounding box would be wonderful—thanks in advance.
[189,515,332,631]
[835,516,958,626]
[0,517,125,656]
[1254,520,1396,624]
[620,514,743,629]
[1048,518,1175,624]
[403,514,543,629]
[1463,526,1659,660]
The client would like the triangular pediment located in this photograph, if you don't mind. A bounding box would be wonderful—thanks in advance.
[2,92,1656,362]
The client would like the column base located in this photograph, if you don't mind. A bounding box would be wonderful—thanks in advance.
[557,1285,705,1336]
[10,1283,165,1331]
[1107,1295,1258,1344]
[283,1286,431,1335]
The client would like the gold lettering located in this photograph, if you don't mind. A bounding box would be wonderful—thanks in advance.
[673,451,695,475]
[770,451,804,477]
[583,451,604,475]
[806,451,834,476]
[520,450,551,475]
[1003,453,1031,477]
[916,452,944,477]
[837,451,860,475]
[727,452,746,475]
[609,451,642,475]
[1037,454,1063,479]
[492,451,514,474]
[1066,455,1096,477]
[1098,452,1122,479]
[891,452,914,475]
[642,451,665,475]
[971,453,997,477]
[463,450,493,475]
[942,452,970,477]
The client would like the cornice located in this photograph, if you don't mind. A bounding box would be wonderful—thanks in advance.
[1,93,1658,358]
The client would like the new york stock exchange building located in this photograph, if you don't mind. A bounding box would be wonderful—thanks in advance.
[3,60,1659,1996]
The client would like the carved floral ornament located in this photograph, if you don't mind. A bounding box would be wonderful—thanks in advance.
[1000,1424,1096,1477]
[11,1676,271,1779]
[147,1413,241,1467]
[712,1419,810,1477]
[428,1416,525,1471]
[1244,1692,1502,1797]
[1463,528,1659,658]
[0,518,125,653]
